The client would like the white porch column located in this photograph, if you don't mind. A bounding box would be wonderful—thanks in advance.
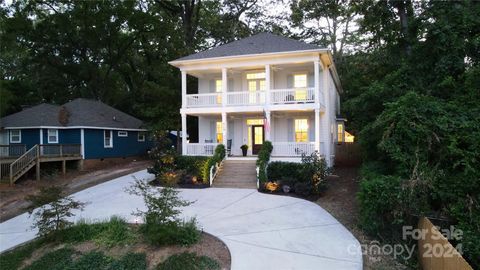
[314,60,320,104]
[221,112,227,147]
[181,71,187,108]
[265,64,271,105]
[222,68,227,107]
[314,109,320,152]
[322,62,332,166]
[265,110,271,141]
[181,113,187,155]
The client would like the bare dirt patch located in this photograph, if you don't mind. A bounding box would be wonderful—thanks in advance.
[316,166,409,270]
[0,159,151,222]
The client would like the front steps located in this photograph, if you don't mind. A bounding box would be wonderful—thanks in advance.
[213,160,257,189]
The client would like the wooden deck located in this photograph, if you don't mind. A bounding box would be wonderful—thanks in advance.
[0,144,82,184]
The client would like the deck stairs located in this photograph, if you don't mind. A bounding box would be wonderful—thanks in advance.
[213,160,257,189]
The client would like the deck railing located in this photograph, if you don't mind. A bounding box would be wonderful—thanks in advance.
[39,144,82,157]
[270,88,315,104]
[185,87,322,108]
[10,145,38,184]
[185,143,219,156]
[226,91,265,106]
[0,144,26,158]
[271,142,316,157]
[186,93,222,107]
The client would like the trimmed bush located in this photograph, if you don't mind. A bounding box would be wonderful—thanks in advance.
[141,219,200,246]
[267,161,303,181]
[156,252,220,270]
[176,156,208,178]
[201,144,225,183]
[256,141,273,188]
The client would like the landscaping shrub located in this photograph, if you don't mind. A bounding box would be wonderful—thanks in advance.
[107,253,147,270]
[175,156,208,178]
[0,239,46,270]
[256,141,273,188]
[70,251,112,270]
[156,252,220,270]
[24,248,74,270]
[201,144,225,183]
[300,152,329,194]
[267,162,303,181]
[293,182,312,197]
[25,186,85,236]
[141,219,200,246]
[94,216,134,247]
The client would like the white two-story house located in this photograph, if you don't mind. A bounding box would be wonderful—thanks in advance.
[169,33,342,166]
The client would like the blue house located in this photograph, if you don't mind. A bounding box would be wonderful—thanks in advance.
[0,98,153,183]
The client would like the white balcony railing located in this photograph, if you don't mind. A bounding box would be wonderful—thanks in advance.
[185,88,320,108]
[186,93,222,108]
[227,91,265,106]
[185,143,218,156]
[271,142,316,157]
[270,88,315,104]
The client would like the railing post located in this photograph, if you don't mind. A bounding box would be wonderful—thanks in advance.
[60,144,63,157]
[36,145,40,181]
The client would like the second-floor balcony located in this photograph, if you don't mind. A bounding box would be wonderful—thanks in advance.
[185,87,322,108]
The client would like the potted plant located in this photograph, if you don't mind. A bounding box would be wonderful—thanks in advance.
[240,145,248,156]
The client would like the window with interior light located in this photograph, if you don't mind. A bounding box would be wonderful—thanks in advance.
[295,119,308,142]
[294,74,307,100]
[247,72,266,104]
[216,121,223,143]
[337,123,344,143]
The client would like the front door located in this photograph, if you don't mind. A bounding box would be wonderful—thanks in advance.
[252,125,264,155]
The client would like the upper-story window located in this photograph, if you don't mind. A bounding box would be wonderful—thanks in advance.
[294,119,309,142]
[47,129,59,143]
[10,130,21,143]
[294,74,307,100]
[247,72,266,104]
[118,131,128,137]
[215,79,222,104]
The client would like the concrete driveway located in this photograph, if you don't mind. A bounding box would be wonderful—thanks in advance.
[0,170,362,269]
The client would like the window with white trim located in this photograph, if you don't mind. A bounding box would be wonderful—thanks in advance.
[47,129,58,143]
[293,74,307,100]
[294,119,309,142]
[104,130,113,148]
[118,131,128,137]
[138,132,145,142]
[10,130,21,143]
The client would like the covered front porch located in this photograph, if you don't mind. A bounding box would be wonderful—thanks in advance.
[182,110,325,158]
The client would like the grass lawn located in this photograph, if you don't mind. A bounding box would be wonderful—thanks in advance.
[0,217,229,270]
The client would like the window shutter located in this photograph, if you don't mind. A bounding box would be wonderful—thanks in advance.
[229,120,234,140]
[287,119,294,142]
[308,73,314,88]
[228,78,234,92]
[210,121,216,142]
[209,79,215,93]
[308,117,315,142]
[287,75,293,89]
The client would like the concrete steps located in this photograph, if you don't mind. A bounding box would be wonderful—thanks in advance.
[213,160,257,189]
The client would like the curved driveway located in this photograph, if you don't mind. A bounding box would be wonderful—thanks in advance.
[0,170,362,269]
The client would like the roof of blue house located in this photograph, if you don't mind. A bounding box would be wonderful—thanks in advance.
[1,98,145,130]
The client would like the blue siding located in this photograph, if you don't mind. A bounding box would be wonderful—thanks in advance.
[10,129,39,149]
[42,129,81,144]
[84,129,151,159]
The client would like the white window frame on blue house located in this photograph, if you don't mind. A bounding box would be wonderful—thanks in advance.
[138,132,145,142]
[104,130,113,148]
[47,129,59,143]
[118,131,128,137]
[10,129,21,143]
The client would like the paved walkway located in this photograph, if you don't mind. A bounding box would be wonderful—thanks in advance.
[0,170,362,269]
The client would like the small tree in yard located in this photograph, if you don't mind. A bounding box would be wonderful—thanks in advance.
[301,152,329,194]
[26,186,85,236]
[127,178,199,246]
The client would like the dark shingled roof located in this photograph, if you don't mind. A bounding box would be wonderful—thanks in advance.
[173,32,323,62]
[1,98,144,129]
